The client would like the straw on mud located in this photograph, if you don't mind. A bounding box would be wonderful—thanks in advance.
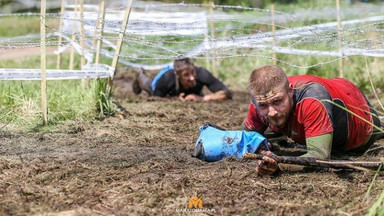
[364,164,383,202]
[366,187,384,216]
[365,146,384,154]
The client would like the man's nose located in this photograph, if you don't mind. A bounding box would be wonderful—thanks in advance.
[268,105,278,117]
[189,75,195,81]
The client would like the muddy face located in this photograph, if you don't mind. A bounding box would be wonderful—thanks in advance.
[254,87,293,129]
[178,67,197,89]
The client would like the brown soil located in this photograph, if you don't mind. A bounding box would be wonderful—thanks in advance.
[0,72,384,216]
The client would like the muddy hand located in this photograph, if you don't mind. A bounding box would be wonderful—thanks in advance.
[184,94,203,101]
[178,93,186,101]
[255,151,278,176]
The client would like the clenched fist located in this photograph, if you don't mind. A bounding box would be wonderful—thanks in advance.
[255,151,279,176]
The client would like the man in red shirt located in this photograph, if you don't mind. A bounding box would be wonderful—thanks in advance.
[244,65,383,175]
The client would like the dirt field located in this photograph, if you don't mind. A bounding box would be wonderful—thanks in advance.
[0,74,384,216]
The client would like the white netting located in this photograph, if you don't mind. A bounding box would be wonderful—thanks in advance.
[0,0,383,79]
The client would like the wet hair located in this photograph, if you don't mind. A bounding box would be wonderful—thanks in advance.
[174,57,194,75]
[247,65,289,96]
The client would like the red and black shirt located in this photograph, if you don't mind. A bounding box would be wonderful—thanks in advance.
[244,75,374,150]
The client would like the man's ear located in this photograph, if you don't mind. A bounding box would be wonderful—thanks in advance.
[288,83,293,97]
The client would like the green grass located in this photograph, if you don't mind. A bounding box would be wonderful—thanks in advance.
[0,79,98,131]
[0,52,113,132]
[0,16,58,38]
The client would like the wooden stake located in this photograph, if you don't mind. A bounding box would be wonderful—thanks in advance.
[79,0,87,88]
[69,0,79,70]
[56,0,66,69]
[336,0,344,78]
[203,0,211,72]
[209,1,217,77]
[271,3,277,65]
[95,0,105,64]
[92,1,102,49]
[40,0,48,124]
[111,0,133,70]
[109,0,133,96]
[79,0,85,67]
[204,36,211,72]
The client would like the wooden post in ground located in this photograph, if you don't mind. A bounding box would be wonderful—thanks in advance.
[209,1,217,76]
[203,1,211,72]
[336,0,344,78]
[92,1,102,50]
[56,0,66,69]
[40,0,48,124]
[69,0,79,70]
[204,36,211,72]
[109,0,133,96]
[79,0,85,67]
[271,3,277,65]
[79,0,87,88]
[95,0,105,64]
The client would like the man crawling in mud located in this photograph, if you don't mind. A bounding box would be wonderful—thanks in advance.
[244,65,383,176]
[133,57,232,102]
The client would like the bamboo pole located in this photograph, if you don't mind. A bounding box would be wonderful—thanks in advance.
[95,0,105,64]
[109,0,133,96]
[204,36,211,72]
[79,0,87,88]
[79,0,85,67]
[110,0,133,70]
[56,0,66,69]
[336,0,344,78]
[209,1,217,76]
[203,0,211,72]
[92,1,102,50]
[69,0,79,70]
[271,3,277,65]
[40,0,48,124]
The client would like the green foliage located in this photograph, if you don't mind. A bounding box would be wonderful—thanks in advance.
[0,1,12,8]
[0,16,58,38]
[95,78,115,118]
[0,53,111,131]
[0,79,97,131]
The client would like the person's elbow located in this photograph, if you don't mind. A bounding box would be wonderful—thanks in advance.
[223,89,232,100]
[217,89,232,100]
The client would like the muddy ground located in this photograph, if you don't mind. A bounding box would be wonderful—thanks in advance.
[0,72,384,216]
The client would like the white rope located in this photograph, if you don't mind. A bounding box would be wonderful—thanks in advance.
[0,64,113,80]
[1,1,384,74]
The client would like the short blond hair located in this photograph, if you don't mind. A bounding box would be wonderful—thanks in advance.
[247,65,289,96]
